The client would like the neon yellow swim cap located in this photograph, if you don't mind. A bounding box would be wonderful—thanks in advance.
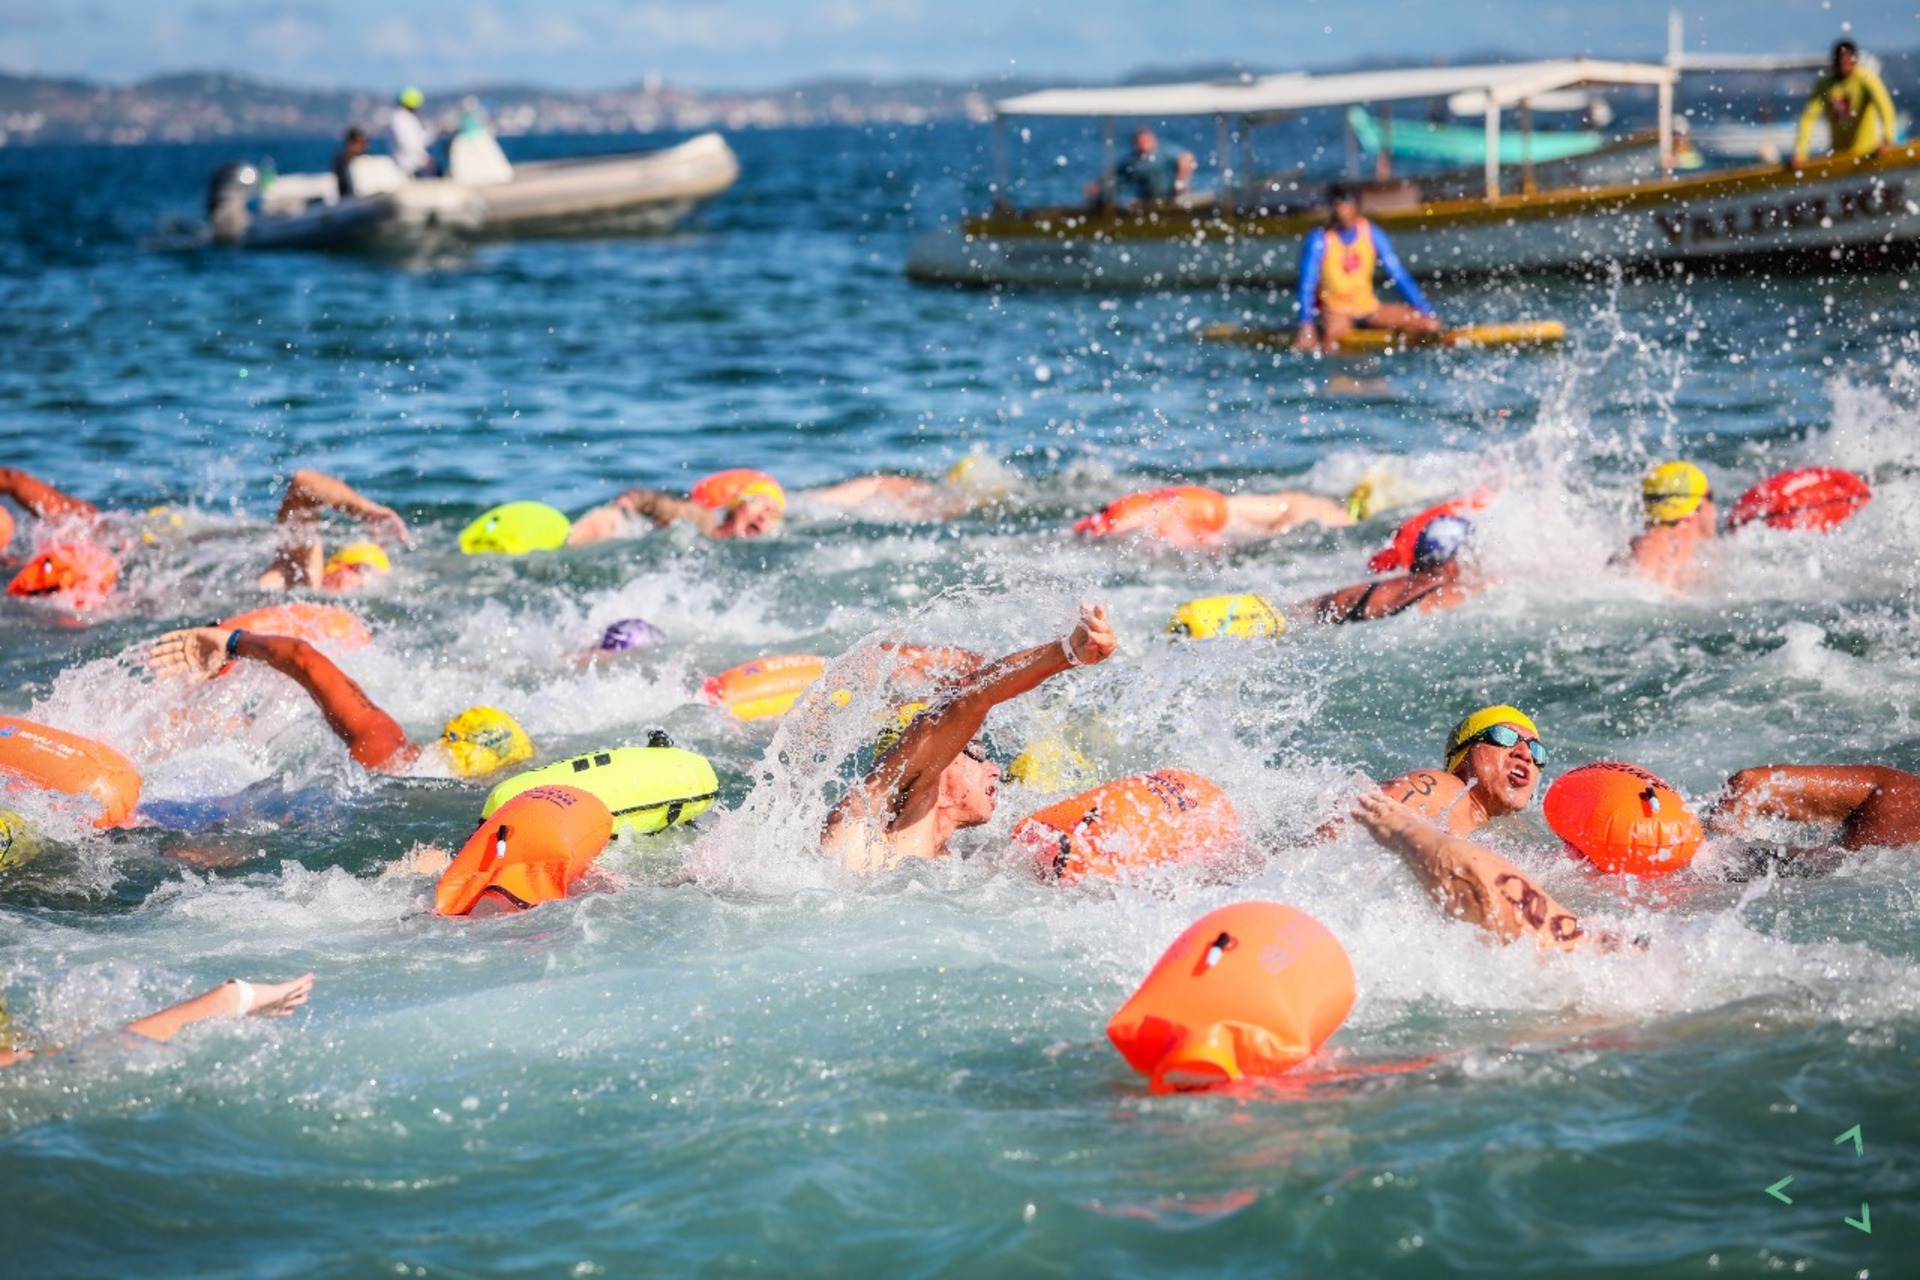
[1444,704,1541,773]
[1642,462,1710,525]
[872,701,928,758]
[440,707,534,779]
[399,87,425,110]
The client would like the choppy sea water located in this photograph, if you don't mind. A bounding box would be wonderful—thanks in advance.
[1,124,1918,1276]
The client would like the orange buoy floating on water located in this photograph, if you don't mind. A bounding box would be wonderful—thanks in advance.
[1012,769,1242,884]
[1073,486,1230,547]
[220,602,373,650]
[690,469,786,513]
[701,653,827,722]
[1107,901,1356,1093]
[1727,467,1870,533]
[0,505,13,554]
[5,542,119,609]
[1367,490,1493,573]
[1543,761,1702,878]
[0,715,142,830]
[434,785,614,917]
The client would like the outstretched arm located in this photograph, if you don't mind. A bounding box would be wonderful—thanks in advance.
[149,627,413,771]
[1301,573,1437,625]
[3,974,314,1066]
[0,468,97,521]
[1351,790,1586,950]
[261,470,406,588]
[828,605,1115,839]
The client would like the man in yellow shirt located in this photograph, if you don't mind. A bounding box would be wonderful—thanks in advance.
[1791,39,1899,165]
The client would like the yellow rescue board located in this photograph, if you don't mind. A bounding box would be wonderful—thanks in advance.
[1201,320,1565,351]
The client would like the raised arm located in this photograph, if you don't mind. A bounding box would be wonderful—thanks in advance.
[0,468,97,520]
[1351,790,1586,950]
[829,605,1114,838]
[274,469,408,542]
[149,627,413,771]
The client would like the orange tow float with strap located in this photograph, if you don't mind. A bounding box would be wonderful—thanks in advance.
[0,505,13,554]
[1073,486,1230,547]
[0,716,142,830]
[702,654,827,721]
[1013,769,1242,884]
[6,542,119,609]
[1107,901,1355,1093]
[1543,761,1702,878]
[1727,467,1870,533]
[434,785,614,917]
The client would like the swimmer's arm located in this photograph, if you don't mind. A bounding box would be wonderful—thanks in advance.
[277,470,409,545]
[1351,791,1585,950]
[149,628,412,770]
[1225,492,1355,534]
[123,975,315,1042]
[0,468,97,520]
[613,489,719,534]
[835,605,1114,832]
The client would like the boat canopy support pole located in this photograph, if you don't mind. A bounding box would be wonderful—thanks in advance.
[1520,100,1535,195]
[1657,80,1674,172]
[991,114,1009,211]
[1377,105,1393,180]
[1101,118,1115,213]
[1217,113,1232,199]
[1484,105,1501,201]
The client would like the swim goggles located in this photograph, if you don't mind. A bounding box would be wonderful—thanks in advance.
[961,739,996,765]
[1458,724,1549,767]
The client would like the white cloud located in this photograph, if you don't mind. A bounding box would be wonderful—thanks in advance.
[365,16,421,61]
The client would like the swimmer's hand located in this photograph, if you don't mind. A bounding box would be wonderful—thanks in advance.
[1349,789,1427,851]
[1065,603,1116,667]
[362,503,411,549]
[230,973,315,1019]
[1293,323,1321,354]
[148,626,235,681]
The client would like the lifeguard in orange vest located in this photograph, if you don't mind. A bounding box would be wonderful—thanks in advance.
[1293,184,1441,353]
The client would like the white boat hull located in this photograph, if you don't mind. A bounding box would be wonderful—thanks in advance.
[907,148,1920,289]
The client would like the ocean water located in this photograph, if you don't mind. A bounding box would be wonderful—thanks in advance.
[2,124,1918,1277]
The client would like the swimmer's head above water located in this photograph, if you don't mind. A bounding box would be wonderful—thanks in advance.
[1642,461,1711,526]
[439,706,534,779]
[1410,514,1470,572]
[321,540,391,590]
[1445,704,1546,816]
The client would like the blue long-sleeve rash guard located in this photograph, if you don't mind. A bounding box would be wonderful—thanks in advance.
[1297,222,1434,325]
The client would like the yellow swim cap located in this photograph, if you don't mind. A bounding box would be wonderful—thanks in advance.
[1444,704,1541,773]
[1642,462,1710,525]
[0,809,38,873]
[872,701,928,757]
[440,707,534,779]
[1006,736,1097,791]
[733,478,786,514]
[399,87,425,109]
[1167,594,1285,641]
[324,541,391,577]
[1345,481,1376,521]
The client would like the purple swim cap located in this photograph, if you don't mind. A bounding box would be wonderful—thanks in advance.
[599,617,667,651]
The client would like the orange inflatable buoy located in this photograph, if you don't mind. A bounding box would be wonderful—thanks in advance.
[1073,487,1230,547]
[1543,761,1703,878]
[1013,769,1242,884]
[434,785,614,917]
[1367,489,1493,573]
[1727,467,1871,533]
[0,716,142,830]
[0,504,13,554]
[220,602,373,650]
[701,654,827,721]
[1108,901,1356,1093]
[690,468,786,512]
[6,542,119,609]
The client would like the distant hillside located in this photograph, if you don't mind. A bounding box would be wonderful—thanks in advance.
[0,51,1913,146]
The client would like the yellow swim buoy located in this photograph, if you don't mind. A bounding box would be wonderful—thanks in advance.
[482,741,719,836]
[459,501,573,555]
[1167,594,1285,640]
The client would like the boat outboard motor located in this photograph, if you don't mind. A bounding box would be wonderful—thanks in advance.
[205,162,259,244]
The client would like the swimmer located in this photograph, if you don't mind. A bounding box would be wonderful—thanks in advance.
[822,604,1115,873]
[1351,790,1595,950]
[1077,484,1359,546]
[1,973,314,1068]
[1299,514,1480,624]
[1616,461,1715,592]
[1377,704,1547,836]
[1706,764,1920,870]
[147,626,531,778]
[257,470,410,592]
[803,458,1015,522]
[568,470,785,545]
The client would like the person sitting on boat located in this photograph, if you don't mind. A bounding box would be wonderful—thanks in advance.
[1296,514,1481,625]
[148,625,533,780]
[1084,129,1196,206]
[389,87,437,177]
[1790,39,1899,166]
[332,127,369,198]
[257,470,410,592]
[1293,184,1441,353]
[1614,460,1715,592]
[823,604,1115,874]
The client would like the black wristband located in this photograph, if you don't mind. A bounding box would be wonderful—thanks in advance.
[226,629,246,659]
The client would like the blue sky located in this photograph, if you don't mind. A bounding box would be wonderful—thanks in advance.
[1,0,1911,90]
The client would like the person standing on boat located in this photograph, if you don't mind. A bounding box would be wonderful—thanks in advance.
[1084,129,1195,206]
[1790,39,1899,166]
[1293,184,1441,353]
[331,127,368,198]
[388,87,438,177]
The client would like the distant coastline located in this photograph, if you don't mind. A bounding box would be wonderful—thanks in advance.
[0,49,1912,146]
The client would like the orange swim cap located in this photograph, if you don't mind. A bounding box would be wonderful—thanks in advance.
[6,543,119,608]
[690,469,786,514]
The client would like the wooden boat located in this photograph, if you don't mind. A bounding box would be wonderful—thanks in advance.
[906,58,1920,290]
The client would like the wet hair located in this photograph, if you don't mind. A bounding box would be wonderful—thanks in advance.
[1832,39,1858,72]
[1327,182,1357,206]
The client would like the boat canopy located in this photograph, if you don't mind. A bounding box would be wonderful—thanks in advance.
[993,59,1681,199]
